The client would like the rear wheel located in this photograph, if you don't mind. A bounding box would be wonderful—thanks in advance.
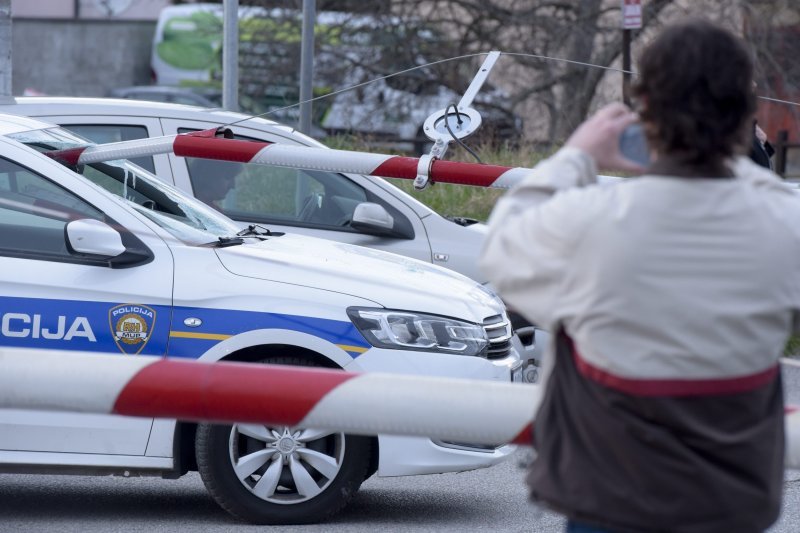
[195,355,372,524]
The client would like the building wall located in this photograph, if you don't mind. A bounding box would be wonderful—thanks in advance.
[12,19,156,96]
[11,0,169,20]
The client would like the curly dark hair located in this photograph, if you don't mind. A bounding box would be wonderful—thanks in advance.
[632,19,756,165]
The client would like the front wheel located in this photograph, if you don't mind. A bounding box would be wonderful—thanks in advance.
[195,356,372,524]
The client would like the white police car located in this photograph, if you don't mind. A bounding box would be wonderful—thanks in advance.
[0,97,546,379]
[0,113,520,524]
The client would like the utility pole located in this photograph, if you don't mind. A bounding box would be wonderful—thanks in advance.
[0,0,11,99]
[622,29,631,105]
[621,0,642,106]
[222,0,239,111]
[299,0,316,135]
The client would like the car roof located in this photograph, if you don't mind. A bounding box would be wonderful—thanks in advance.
[2,96,324,146]
[0,111,57,135]
[0,99,439,219]
[110,86,202,95]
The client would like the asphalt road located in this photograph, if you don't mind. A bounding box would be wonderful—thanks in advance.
[2,366,800,532]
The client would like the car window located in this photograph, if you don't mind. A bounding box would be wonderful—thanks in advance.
[0,156,104,261]
[179,128,369,229]
[60,124,156,173]
[81,160,232,238]
[9,126,243,246]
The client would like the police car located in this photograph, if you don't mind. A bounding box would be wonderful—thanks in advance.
[0,113,520,524]
[0,96,546,380]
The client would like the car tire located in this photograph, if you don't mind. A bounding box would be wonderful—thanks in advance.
[195,355,372,524]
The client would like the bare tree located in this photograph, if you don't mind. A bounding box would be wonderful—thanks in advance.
[378,0,674,144]
[740,0,800,145]
[234,0,799,148]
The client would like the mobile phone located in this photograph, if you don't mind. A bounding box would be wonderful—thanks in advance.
[619,123,650,167]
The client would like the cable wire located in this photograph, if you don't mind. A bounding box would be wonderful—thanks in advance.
[501,51,634,74]
[444,103,482,163]
[225,52,489,127]
[221,51,800,132]
[757,95,800,107]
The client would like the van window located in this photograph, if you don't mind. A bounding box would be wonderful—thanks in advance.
[60,124,155,173]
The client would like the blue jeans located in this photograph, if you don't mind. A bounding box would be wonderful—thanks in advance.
[566,520,621,533]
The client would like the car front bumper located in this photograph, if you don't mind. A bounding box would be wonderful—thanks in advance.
[346,346,522,476]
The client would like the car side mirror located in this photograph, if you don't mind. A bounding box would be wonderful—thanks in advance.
[350,202,395,235]
[66,219,126,257]
[66,218,152,268]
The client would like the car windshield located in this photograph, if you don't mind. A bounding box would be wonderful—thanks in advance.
[8,127,243,245]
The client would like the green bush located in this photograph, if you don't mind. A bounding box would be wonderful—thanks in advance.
[786,335,800,358]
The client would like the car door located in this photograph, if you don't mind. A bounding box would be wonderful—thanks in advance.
[159,118,434,263]
[0,145,174,456]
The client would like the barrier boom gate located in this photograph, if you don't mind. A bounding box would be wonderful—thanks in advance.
[3,348,800,468]
[45,128,532,191]
[1,348,534,446]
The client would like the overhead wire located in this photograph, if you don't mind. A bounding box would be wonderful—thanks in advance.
[222,50,800,138]
[224,52,488,128]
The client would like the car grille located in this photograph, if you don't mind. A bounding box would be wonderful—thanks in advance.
[483,314,512,359]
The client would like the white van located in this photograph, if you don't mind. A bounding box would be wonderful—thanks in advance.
[0,112,520,524]
[0,96,546,380]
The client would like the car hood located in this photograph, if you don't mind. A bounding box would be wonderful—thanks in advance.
[464,221,488,234]
[215,233,504,323]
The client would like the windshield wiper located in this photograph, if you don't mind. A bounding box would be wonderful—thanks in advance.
[210,225,284,247]
[236,224,273,238]
[214,236,245,247]
[236,224,285,238]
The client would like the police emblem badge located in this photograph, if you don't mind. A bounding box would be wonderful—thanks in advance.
[109,304,156,355]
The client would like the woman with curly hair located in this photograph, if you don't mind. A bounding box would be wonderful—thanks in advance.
[481,19,795,533]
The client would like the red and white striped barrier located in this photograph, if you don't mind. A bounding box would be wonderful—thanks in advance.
[0,348,535,446]
[45,129,531,190]
[4,347,800,468]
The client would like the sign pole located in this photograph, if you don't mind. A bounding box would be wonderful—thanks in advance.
[622,28,631,106]
[299,0,316,135]
[621,0,642,107]
[0,0,11,100]
[222,0,240,112]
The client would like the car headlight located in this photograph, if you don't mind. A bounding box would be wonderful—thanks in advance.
[347,307,489,356]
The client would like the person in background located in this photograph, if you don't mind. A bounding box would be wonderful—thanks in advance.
[480,19,798,533]
[750,121,775,169]
[187,158,243,212]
